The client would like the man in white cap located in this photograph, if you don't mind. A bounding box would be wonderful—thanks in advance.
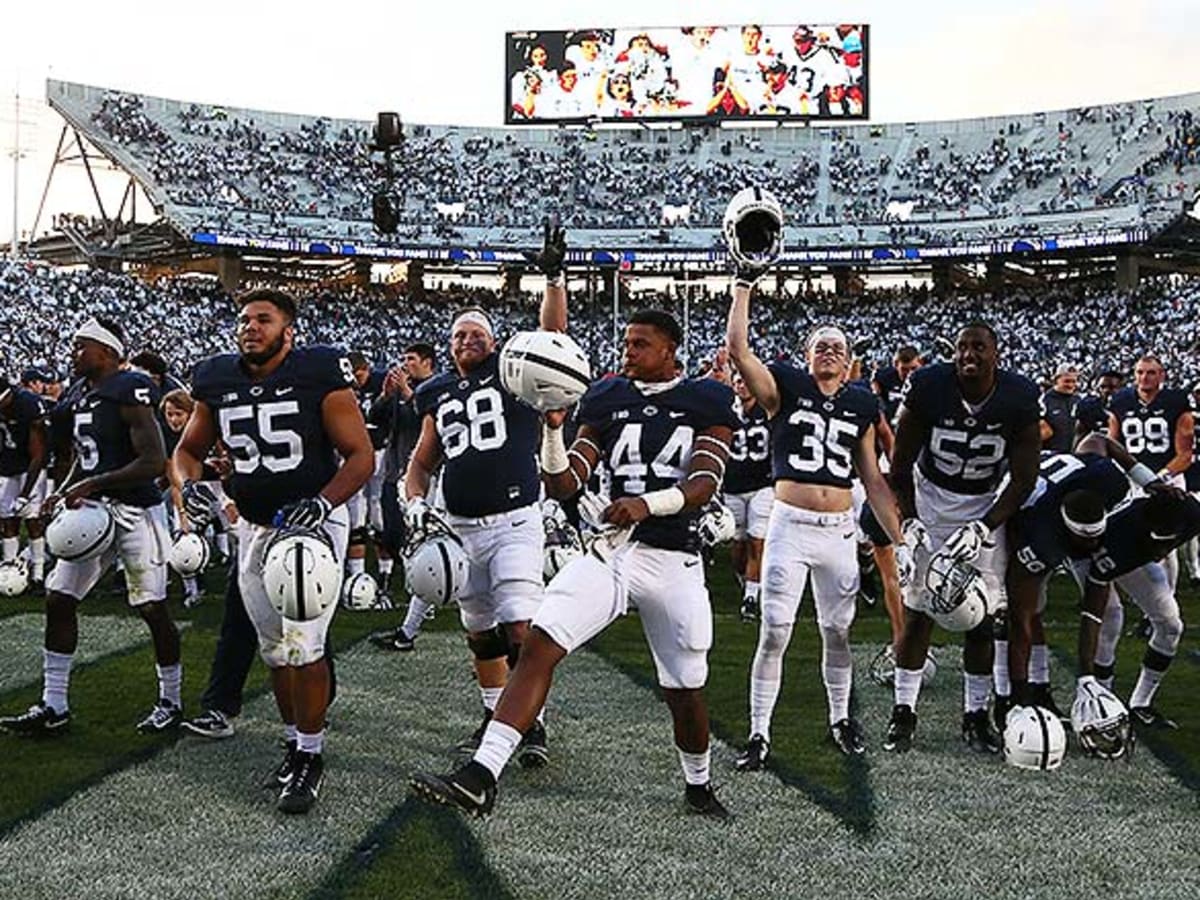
[0,316,181,738]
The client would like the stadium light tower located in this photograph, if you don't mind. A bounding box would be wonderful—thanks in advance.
[370,112,404,235]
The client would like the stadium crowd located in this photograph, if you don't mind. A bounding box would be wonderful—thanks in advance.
[3,261,1200,391]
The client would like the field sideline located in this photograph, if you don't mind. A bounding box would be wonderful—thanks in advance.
[0,560,1197,899]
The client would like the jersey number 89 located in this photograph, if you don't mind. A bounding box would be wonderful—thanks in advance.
[1120,416,1170,455]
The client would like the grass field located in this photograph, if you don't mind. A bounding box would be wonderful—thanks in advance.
[0,557,1198,899]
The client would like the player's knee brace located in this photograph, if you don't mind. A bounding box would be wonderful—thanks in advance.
[467,624,509,662]
[1149,615,1184,657]
[756,620,793,657]
[820,626,852,669]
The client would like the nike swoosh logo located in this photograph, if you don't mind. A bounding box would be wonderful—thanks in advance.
[480,376,495,385]
[669,411,686,419]
[275,386,294,396]
[454,784,488,806]
[684,558,700,567]
[511,520,527,528]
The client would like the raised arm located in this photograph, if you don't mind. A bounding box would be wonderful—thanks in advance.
[532,221,568,333]
[725,281,780,416]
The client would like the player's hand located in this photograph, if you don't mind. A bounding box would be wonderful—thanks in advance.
[894,542,916,589]
[526,219,567,279]
[697,504,736,547]
[62,479,97,509]
[734,262,770,289]
[383,365,410,397]
[542,408,569,429]
[901,518,931,553]
[1144,479,1187,500]
[11,495,34,518]
[405,496,434,535]
[935,520,990,566]
[602,497,651,528]
[274,494,333,530]
[42,492,64,519]
[182,480,218,530]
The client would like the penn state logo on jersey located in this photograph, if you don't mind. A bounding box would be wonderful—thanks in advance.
[767,360,877,490]
[577,376,738,553]
[72,370,162,508]
[191,345,355,527]
[0,388,45,477]
[414,352,541,518]
[902,362,1040,496]
[1108,386,1194,473]
[725,399,772,494]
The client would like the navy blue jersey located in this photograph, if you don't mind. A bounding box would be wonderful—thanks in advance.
[872,366,906,423]
[1088,495,1200,582]
[768,361,877,490]
[1073,394,1109,437]
[1040,389,1077,453]
[357,368,389,451]
[415,352,541,518]
[901,362,1040,496]
[70,370,162,508]
[578,376,737,553]
[1108,386,1194,472]
[725,399,772,495]
[1187,428,1200,492]
[1011,452,1132,574]
[191,345,356,527]
[0,388,45,477]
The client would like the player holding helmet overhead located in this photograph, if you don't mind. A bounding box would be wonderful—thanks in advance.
[885,322,1042,754]
[726,203,910,762]
[403,222,568,766]
[175,288,374,814]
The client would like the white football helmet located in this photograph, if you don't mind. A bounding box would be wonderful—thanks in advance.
[169,532,211,577]
[1071,679,1134,760]
[722,187,784,269]
[342,571,386,611]
[924,556,988,632]
[262,528,342,621]
[0,559,29,597]
[499,330,592,412]
[697,504,737,547]
[1004,705,1067,771]
[46,501,115,562]
[405,533,470,607]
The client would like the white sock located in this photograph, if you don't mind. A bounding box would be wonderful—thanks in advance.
[156,663,182,707]
[42,649,73,714]
[1,537,17,562]
[743,580,759,603]
[297,729,324,754]
[1129,666,1165,709]
[183,575,198,595]
[347,557,366,576]
[403,598,432,636]
[284,723,298,744]
[1030,643,1050,684]
[964,673,991,713]
[29,537,44,578]
[823,664,853,724]
[677,747,711,786]
[473,719,523,779]
[993,639,1011,696]
[215,532,229,557]
[748,676,781,742]
[378,558,394,576]
[480,686,503,711]
[894,667,923,710]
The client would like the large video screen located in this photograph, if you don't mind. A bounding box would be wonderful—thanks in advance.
[504,25,868,124]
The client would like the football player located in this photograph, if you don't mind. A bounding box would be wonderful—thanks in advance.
[0,318,181,737]
[727,278,909,763]
[0,377,49,586]
[1074,491,1200,730]
[723,371,773,622]
[1072,369,1123,444]
[174,289,374,814]
[1040,364,1080,452]
[410,309,737,818]
[403,223,568,763]
[872,345,922,427]
[346,351,389,584]
[885,322,1042,754]
[1107,354,1194,592]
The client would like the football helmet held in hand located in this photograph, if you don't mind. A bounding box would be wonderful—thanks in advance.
[723,187,784,273]
[499,330,592,412]
[262,527,342,622]
[924,556,988,632]
[1071,678,1134,760]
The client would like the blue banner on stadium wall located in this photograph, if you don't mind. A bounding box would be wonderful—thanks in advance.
[504,25,868,125]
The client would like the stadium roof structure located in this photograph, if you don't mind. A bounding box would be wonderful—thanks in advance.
[24,78,1200,286]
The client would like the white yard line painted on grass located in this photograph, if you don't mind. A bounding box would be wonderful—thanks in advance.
[0,636,1196,900]
[0,614,167,694]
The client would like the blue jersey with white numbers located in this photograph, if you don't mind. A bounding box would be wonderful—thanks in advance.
[1087,495,1200,582]
[1108,386,1193,473]
[0,388,45,477]
[358,368,389,451]
[901,362,1040,496]
[191,345,355,526]
[69,370,162,508]
[725,399,772,495]
[767,360,877,490]
[872,366,906,424]
[1010,451,1133,574]
[414,352,541,518]
[578,376,737,553]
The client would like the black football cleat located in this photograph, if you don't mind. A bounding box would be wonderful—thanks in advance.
[455,709,493,756]
[517,721,549,769]
[181,708,235,740]
[410,761,496,817]
[993,694,1013,735]
[739,595,759,623]
[829,718,866,755]
[1029,683,1067,721]
[734,734,770,772]
[961,710,1002,754]
[136,698,182,734]
[369,627,415,652]
[277,751,324,815]
[1130,705,1178,731]
[0,701,70,737]
[883,704,916,753]
[264,740,299,790]
[685,782,732,820]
